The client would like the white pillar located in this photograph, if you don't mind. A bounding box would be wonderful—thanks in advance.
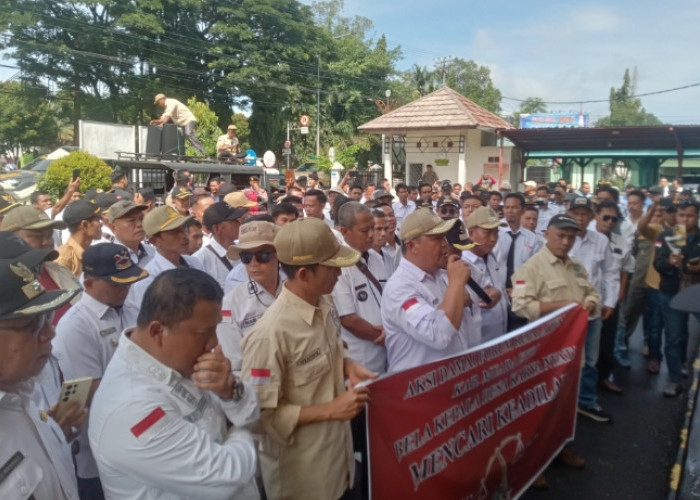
[383,134,392,185]
[458,147,467,186]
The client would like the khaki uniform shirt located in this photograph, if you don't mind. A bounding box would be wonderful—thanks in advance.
[161,98,196,127]
[56,237,85,277]
[241,286,354,500]
[511,246,599,321]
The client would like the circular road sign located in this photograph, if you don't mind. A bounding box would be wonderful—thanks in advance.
[299,114,311,127]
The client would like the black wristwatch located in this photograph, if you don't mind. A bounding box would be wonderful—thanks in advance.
[227,374,245,402]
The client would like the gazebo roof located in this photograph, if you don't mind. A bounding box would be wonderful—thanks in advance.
[358,86,514,134]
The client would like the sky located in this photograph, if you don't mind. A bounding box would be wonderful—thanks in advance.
[2,1,699,125]
[320,0,700,124]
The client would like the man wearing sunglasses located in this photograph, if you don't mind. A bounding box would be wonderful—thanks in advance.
[0,253,82,499]
[436,195,460,220]
[218,221,282,372]
[594,200,634,395]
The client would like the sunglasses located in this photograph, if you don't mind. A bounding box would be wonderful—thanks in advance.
[239,250,276,264]
[439,207,458,215]
[0,311,54,338]
[601,215,619,223]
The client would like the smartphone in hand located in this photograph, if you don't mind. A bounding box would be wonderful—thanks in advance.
[72,169,80,181]
[55,377,93,420]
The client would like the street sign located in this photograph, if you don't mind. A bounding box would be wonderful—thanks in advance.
[283,148,292,156]
[263,150,276,167]
[284,139,291,149]
[299,114,311,127]
[300,126,309,135]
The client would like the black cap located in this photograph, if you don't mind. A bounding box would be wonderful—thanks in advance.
[441,181,452,191]
[437,195,459,208]
[548,214,581,231]
[202,201,248,231]
[445,219,477,250]
[83,188,104,203]
[0,231,58,265]
[63,200,101,226]
[82,243,149,284]
[95,192,121,210]
[0,258,78,320]
[569,195,593,211]
[648,186,663,195]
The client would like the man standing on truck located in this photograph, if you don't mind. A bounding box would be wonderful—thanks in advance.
[217,125,240,161]
[151,93,206,155]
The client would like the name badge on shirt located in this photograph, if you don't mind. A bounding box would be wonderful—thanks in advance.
[0,452,24,484]
[99,327,117,337]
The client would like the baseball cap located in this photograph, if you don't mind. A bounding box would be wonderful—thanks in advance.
[466,207,500,230]
[372,189,394,201]
[444,219,477,251]
[499,181,512,191]
[249,176,260,183]
[441,181,452,191]
[108,200,147,223]
[227,124,238,131]
[275,218,360,267]
[143,205,192,238]
[62,200,101,226]
[0,258,78,321]
[154,93,166,103]
[223,191,257,209]
[95,192,121,211]
[329,186,345,196]
[227,221,279,260]
[437,195,459,208]
[309,172,319,181]
[400,208,456,241]
[548,214,581,231]
[82,243,148,284]
[203,202,247,231]
[0,231,58,265]
[524,180,537,188]
[83,188,104,203]
[172,186,191,200]
[1,206,67,232]
[648,186,663,195]
[569,195,593,211]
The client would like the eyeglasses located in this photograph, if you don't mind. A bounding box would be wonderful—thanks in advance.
[0,311,54,338]
[601,215,619,223]
[439,207,458,215]
[239,250,276,264]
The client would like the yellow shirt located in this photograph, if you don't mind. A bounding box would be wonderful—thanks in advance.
[56,237,85,277]
[511,245,600,321]
[241,285,354,500]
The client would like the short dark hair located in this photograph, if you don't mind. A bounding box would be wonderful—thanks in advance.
[138,187,156,203]
[536,186,550,194]
[418,182,432,192]
[245,214,274,223]
[489,191,503,200]
[30,190,50,205]
[596,185,619,202]
[595,200,620,216]
[349,184,364,193]
[284,195,303,205]
[279,262,318,281]
[627,190,646,204]
[395,182,408,191]
[271,202,298,219]
[209,176,223,185]
[503,193,525,207]
[407,185,417,192]
[304,189,327,205]
[523,205,539,215]
[137,268,223,328]
[185,217,202,230]
[111,170,127,184]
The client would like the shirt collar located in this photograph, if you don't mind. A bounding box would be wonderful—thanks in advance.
[400,258,434,282]
[209,238,227,257]
[67,237,85,257]
[121,329,179,385]
[542,245,568,265]
[80,291,114,319]
[279,283,322,326]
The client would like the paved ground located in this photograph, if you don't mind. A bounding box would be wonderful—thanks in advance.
[522,320,699,500]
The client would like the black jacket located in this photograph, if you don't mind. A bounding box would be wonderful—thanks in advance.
[654,228,700,295]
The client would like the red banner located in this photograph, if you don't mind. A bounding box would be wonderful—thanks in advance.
[366,305,588,499]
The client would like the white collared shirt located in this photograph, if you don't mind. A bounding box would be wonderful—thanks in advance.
[0,382,79,500]
[113,237,156,266]
[382,259,473,372]
[392,200,416,229]
[122,252,203,328]
[495,225,543,282]
[89,330,259,500]
[53,292,126,478]
[462,250,508,343]
[332,251,388,374]
[218,274,284,372]
[193,238,239,290]
[571,229,620,313]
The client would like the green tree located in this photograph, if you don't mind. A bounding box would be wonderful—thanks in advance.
[230,114,251,151]
[445,58,502,113]
[0,81,60,159]
[37,151,112,198]
[185,97,220,157]
[511,96,547,127]
[597,68,663,126]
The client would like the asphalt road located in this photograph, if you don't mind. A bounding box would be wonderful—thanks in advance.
[521,319,699,500]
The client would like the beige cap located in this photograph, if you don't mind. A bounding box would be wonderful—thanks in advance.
[524,180,537,188]
[466,206,500,229]
[143,205,191,238]
[328,186,345,196]
[399,208,456,241]
[154,93,166,104]
[108,200,147,223]
[226,221,279,260]
[172,186,191,200]
[224,191,257,208]
[275,218,360,267]
[1,206,67,232]
[227,124,238,131]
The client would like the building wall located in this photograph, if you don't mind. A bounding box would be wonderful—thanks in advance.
[399,129,513,187]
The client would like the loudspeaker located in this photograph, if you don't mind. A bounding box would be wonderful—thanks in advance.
[162,123,185,155]
[145,125,162,155]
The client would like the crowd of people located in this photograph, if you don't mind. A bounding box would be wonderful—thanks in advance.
[0,166,698,499]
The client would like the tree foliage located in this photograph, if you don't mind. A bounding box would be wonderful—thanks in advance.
[510,96,547,127]
[445,58,502,114]
[596,68,663,127]
[37,151,112,198]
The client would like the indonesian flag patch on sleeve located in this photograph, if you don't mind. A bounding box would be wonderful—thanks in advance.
[515,280,526,289]
[250,368,271,385]
[131,407,166,438]
[401,297,419,311]
[221,309,232,323]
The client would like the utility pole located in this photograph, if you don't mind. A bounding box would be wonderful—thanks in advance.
[316,55,320,158]
[433,56,454,87]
